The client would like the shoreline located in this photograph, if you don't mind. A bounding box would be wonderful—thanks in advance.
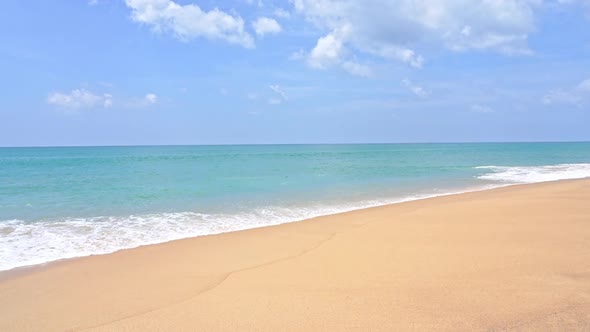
[0,181,516,277]
[0,179,579,279]
[2,179,590,331]
[0,181,514,275]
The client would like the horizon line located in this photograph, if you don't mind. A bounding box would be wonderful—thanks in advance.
[1,140,590,148]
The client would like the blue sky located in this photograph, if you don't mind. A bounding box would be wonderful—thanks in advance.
[1,0,589,146]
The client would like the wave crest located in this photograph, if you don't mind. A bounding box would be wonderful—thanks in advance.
[476,163,590,183]
[0,190,473,271]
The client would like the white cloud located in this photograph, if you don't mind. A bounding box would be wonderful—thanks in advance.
[292,0,541,74]
[145,93,158,104]
[47,89,112,110]
[269,84,288,100]
[470,104,494,113]
[267,85,288,105]
[304,28,376,76]
[542,77,590,106]
[47,89,157,110]
[127,93,159,108]
[308,32,345,69]
[125,0,254,48]
[252,17,282,36]
[401,79,428,98]
[88,0,99,5]
[247,92,258,100]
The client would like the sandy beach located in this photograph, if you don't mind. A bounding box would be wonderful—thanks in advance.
[1,179,589,331]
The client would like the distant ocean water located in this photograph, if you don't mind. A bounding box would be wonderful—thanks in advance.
[1,142,590,271]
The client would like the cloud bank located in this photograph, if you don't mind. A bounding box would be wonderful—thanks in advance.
[293,0,541,73]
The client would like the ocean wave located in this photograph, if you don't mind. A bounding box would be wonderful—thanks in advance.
[0,187,494,272]
[476,163,590,183]
[3,162,589,272]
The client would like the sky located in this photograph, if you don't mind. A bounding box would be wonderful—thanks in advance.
[0,0,589,146]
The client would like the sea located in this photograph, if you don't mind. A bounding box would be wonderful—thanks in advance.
[1,142,590,271]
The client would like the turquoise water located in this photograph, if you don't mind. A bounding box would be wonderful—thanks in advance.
[1,142,590,270]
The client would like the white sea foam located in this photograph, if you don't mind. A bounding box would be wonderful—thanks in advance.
[0,187,493,272]
[2,162,589,272]
[476,163,590,183]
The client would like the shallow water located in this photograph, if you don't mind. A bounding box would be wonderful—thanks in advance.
[1,142,589,271]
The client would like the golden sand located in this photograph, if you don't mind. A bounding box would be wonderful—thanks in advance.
[1,180,590,331]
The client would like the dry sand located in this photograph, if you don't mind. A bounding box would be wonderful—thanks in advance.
[1,179,590,331]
